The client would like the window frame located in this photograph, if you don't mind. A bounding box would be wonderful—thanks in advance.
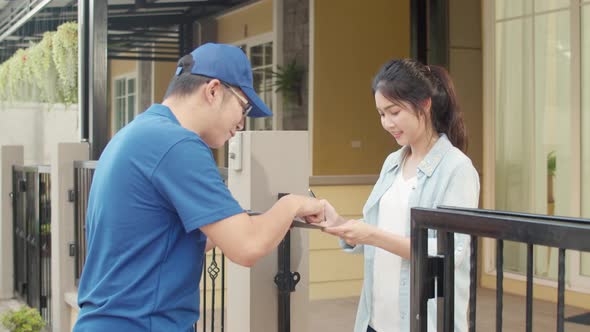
[111,74,138,133]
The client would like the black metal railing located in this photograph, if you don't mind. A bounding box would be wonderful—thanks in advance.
[72,160,97,285]
[11,165,52,327]
[198,248,226,332]
[410,206,590,332]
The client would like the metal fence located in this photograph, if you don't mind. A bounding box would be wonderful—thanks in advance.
[72,160,97,285]
[410,206,590,332]
[11,165,52,327]
[199,248,226,332]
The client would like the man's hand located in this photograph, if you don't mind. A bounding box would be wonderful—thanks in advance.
[306,199,347,228]
[295,196,325,223]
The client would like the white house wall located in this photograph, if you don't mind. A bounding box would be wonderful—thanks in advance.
[0,103,79,164]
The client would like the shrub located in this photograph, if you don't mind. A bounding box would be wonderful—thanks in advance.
[0,306,45,332]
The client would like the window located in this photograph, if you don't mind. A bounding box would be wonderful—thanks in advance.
[487,0,590,291]
[113,76,137,133]
[237,38,274,131]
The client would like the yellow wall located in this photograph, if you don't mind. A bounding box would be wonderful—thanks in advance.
[153,61,177,103]
[313,0,410,175]
[309,184,373,299]
[449,0,483,176]
[109,59,136,78]
[216,0,273,44]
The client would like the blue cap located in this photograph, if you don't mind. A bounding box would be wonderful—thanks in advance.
[180,43,272,118]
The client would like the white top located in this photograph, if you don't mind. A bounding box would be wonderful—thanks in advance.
[370,170,416,332]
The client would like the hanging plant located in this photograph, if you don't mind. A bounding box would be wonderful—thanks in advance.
[0,63,8,101]
[6,49,29,102]
[21,47,41,102]
[29,31,63,104]
[52,22,78,104]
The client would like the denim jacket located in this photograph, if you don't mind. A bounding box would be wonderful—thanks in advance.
[343,134,480,332]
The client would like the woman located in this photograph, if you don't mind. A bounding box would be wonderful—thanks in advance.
[322,59,479,332]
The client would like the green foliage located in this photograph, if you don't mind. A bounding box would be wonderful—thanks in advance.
[52,22,78,104]
[0,61,9,101]
[0,306,45,332]
[0,22,76,105]
[40,223,51,235]
[271,60,304,107]
[6,50,27,102]
[29,32,63,103]
[547,150,556,177]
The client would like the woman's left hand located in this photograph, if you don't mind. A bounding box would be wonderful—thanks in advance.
[323,219,377,246]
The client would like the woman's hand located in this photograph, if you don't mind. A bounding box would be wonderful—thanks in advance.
[322,200,348,227]
[323,219,377,246]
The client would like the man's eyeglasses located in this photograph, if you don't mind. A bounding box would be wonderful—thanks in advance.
[222,83,252,117]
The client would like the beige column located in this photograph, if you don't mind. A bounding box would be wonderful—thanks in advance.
[0,146,24,299]
[50,142,89,332]
[226,131,310,332]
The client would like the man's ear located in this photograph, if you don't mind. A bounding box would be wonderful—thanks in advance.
[204,79,223,104]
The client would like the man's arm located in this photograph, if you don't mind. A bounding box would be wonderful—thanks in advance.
[205,238,216,252]
[201,194,323,267]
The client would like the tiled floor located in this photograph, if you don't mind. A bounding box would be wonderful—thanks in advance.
[4,288,589,331]
[308,287,590,331]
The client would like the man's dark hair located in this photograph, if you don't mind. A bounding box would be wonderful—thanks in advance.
[163,54,210,100]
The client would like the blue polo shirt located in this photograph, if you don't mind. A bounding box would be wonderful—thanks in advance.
[74,104,243,332]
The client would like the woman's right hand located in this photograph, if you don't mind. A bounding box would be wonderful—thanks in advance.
[319,200,348,228]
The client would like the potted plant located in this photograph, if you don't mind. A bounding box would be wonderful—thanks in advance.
[271,59,305,107]
[0,306,45,332]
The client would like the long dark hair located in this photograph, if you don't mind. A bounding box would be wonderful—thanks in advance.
[371,59,467,152]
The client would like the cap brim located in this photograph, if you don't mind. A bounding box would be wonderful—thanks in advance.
[241,86,273,118]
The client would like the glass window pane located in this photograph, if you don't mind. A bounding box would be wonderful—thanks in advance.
[116,98,125,131]
[496,17,534,275]
[534,10,571,219]
[496,0,532,20]
[534,0,569,13]
[262,68,274,94]
[127,96,135,123]
[264,42,273,65]
[250,45,263,68]
[497,10,572,281]
[581,4,590,276]
[115,80,124,97]
[127,78,135,94]
[253,69,264,94]
[495,18,534,214]
[120,79,126,96]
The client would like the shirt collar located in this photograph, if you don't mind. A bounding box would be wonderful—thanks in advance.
[144,103,181,125]
[385,134,453,177]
